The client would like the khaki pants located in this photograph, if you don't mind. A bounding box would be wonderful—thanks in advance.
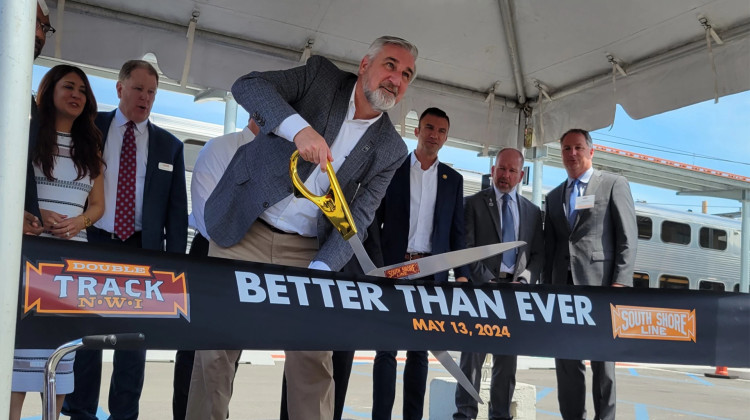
[185,349,242,420]
[185,220,334,420]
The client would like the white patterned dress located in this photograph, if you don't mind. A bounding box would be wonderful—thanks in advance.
[12,133,94,393]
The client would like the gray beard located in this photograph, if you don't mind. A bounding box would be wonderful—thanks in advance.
[364,85,396,112]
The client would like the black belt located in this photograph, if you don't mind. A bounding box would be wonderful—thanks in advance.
[497,272,513,279]
[88,226,142,244]
[257,218,296,235]
[405,252,431,261]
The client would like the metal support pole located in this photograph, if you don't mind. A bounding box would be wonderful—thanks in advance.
[740,191,749,293]
[43,340,84,420]
[0,0,36,414]
[532,158,544,207]
[223,94,238,135]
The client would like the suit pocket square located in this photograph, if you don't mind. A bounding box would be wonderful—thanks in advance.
[158,162,174,172]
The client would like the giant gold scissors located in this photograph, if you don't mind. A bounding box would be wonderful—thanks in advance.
[290,151,526,403]
[289,151,524,280]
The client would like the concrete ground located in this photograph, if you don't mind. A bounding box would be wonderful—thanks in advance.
[19,351,750,420]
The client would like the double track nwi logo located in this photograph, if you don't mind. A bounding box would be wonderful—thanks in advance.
[24,259,188,318]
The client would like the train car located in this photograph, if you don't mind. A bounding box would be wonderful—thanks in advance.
[632,203,744,292]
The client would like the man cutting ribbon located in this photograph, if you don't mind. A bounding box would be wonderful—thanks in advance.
[194,36,417,420]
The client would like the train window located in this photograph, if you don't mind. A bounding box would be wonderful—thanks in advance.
[633,272,650,288]
[637,216,652,239]
[699,280,725,291]
[659,274,689,289]
[661,221,690,245]
[699,227,727,251]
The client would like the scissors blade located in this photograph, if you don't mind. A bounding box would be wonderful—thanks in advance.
[366,241,525,279]
[431,350,483,404]
[347,235,377,275]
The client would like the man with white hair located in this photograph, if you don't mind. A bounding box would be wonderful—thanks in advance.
[188,36,418,420]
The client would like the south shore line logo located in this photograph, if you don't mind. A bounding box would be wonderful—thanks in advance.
[610,304,696,342]
[24,259,188,318]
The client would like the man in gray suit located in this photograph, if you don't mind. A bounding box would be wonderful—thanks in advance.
[543,128,637,420]
[189,36,417,420]
[453,148,543,420]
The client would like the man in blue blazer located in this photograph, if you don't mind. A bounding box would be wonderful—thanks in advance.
[367,107,469,420]
[192,36,418,420]
[63,60,187,420]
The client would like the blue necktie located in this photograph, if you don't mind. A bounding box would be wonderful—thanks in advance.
[501,194,517,268]
[568,179,580,229]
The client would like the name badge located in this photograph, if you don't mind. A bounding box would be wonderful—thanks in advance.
[575,195,595,210]
[158,162,174,172]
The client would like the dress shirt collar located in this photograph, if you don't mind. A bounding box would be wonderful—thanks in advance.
[115,107,149,135]
[492,184,518,204]
[410,151,439,171]
[347,88,382,125]
[568,166,594,187]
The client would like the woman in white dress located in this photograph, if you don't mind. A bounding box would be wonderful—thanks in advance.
[11,65,105,420]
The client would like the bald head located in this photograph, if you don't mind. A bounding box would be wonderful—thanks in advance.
[492,148,525,193]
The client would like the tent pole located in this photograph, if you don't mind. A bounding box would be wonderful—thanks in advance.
[531,158,544,207]
[223,93,238,135]
[0,0,36,415]
[498,0,527,105]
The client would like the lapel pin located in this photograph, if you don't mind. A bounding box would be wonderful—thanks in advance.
[442,174,447,179]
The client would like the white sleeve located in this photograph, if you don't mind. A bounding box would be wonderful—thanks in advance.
[273,114,310,142]
[308,260,332,271]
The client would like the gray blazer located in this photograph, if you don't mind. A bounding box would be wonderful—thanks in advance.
[543,169,637,286]
[205,55,407,270]
[464,188,544,284]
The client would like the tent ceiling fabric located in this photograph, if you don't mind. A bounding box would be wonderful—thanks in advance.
[47,0,749,149]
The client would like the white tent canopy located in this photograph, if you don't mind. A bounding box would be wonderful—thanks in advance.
[45,0,750,149]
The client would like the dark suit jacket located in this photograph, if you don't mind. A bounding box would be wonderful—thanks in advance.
[207,55,407,271]
[464,188,544,284]
[543,169,637,286]
[365,155,470,283]
[94,111,188,253]
[25,98,41,219]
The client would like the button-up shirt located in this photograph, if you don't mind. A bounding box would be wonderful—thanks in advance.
[260,89,381,238]
[190,126,255,239]
[95,108,149,233]
[565,166,594,217]
[407,152,439,253]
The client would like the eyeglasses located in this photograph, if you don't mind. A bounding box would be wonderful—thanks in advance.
[36,19,56,37]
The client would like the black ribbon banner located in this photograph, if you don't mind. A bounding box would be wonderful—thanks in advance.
[16,236,750,367]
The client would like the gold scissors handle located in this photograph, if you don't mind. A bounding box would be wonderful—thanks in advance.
[289,151,358,240]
